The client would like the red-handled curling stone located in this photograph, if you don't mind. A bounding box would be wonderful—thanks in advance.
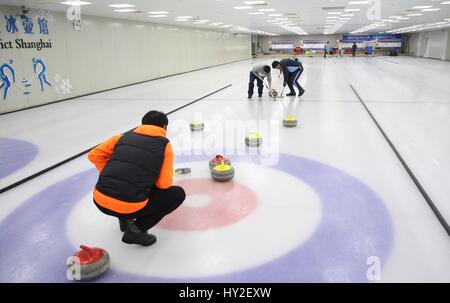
[67,245,110,281]
[209,155,231,171]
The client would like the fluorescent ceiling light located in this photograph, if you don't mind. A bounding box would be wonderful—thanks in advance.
[175,19,189,21]
[108,4,134,8]
[268,13,283,16]
[422,8,440,11]
[149,11,169,14]
[348,1,369,4]
[328,12,342,15]
[244,1,266,4]
[149,15,167,18]
[114,9,138,12]
[234,6,253,10]
[176,16,194,19]
[341,14,355,17]
[259,8,276,12]
[407,13,423,16]
[413,6,432,9]
[60,1,91,5]
[345,8,360,12]
[249,12,264,15]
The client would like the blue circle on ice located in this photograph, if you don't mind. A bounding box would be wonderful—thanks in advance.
[0,153,393,282]
[0,138,38,179]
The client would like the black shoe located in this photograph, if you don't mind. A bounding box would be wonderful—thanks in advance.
[298,89,305,97]
[286,92,296,97]
[248,95,252,99]
[122,222,157,247]
[119,219,134,232]
[258,94,262,98]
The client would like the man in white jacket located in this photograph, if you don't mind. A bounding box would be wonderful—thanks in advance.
[248,64,272,99]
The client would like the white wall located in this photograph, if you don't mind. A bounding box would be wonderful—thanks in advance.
[258,34,342,53]
[0,5,251,113]
[407,29,450,61]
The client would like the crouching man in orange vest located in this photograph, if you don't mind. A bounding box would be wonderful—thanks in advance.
[88,110,186,246]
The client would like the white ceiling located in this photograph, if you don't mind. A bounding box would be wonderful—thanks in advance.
[0,0,449,35]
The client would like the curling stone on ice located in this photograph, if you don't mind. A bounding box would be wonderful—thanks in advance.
[67,245,110,281]
[190,120,204,132]
[209,155,231,171]
[269,89,278,101]
[283,116,298,128]
[245,132,263,147]
[175,168,191,176]
[211,161,235,182]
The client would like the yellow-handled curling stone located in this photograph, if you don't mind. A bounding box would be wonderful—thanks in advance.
[283,116,298,128]
[211,161,235,182]
[190,120,204,132]
[245,132,263,147]
[209,155,231,171]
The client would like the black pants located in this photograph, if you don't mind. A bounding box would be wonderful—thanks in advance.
[248,71,263,97]
[286,68,304,94]
[94,186,186,231]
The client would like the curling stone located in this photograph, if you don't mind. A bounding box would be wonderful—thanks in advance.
[67,245,110,281]
[245,132,263,147]
[190,120,204,132]
[211,161,235,182]
[270,89,279,101]
[175,168,191,176]
[209,155,231,171]
[283,116,298,128]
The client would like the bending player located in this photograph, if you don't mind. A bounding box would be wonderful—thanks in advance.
[248,64,273,99]
[272,58,305,97]
[88,111,186,247]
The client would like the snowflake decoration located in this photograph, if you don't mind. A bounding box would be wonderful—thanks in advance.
[35,9,56,24]
[60,79,72,95]
[53,74,72,95]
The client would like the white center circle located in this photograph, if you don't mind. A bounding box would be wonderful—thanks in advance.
[66,161,322,279]
[184,194,212,208]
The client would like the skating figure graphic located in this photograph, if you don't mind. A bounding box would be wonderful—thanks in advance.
[0,60,15,101]
[33,58,52,92]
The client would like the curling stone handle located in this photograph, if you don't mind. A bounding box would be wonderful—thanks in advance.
[80,245,94,254]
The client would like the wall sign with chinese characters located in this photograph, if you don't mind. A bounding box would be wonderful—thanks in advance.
[0,13,53,51]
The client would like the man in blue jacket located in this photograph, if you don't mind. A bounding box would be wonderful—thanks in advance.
[272,58,305,97]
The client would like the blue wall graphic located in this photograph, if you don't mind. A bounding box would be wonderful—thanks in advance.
[0,60,15,100]
[0,58,53,101]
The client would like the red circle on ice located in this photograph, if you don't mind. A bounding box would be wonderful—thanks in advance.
[158,179,258,231]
